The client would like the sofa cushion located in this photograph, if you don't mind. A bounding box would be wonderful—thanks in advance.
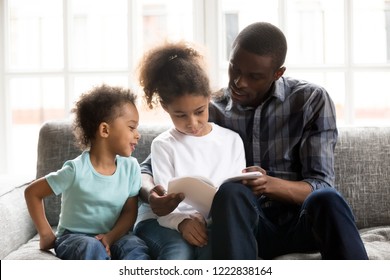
[360,226,390,260]
[3,234,59,260]
[5,226,390,260]
[273,226,390,260]
[334,127,390,229]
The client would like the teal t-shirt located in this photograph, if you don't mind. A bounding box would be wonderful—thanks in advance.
[46,151,141,236]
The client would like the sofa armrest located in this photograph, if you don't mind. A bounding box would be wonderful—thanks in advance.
[0,182,37,259]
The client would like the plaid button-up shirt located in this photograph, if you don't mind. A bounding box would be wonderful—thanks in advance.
[209,76,338,191]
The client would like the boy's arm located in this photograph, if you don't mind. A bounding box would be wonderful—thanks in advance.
[24,177,56,250]
[102,196,139,246]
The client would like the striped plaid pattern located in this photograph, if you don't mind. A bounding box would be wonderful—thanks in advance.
[209,76,338,191]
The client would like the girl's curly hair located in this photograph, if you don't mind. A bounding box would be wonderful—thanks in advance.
[71,84,137,150]
[137,41,211,109]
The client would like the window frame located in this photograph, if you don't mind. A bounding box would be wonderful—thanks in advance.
[1,0,390,177]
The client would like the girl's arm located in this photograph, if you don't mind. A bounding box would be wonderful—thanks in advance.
[24,177,56,250]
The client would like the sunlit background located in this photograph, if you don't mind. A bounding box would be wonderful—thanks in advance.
[1,0,390,186]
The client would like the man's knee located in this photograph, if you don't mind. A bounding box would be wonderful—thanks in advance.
[215,182,251,204]
[308,188,343,206]
[306,188,353,218]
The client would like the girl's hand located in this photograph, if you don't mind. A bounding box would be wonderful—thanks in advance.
[178,215,208,247]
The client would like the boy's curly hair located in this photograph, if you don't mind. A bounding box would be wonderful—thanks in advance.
[71,84,137,150]
[137,41,211,109]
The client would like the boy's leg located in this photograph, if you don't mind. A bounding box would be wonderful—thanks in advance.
[111,233,150,260]
[55,232,109,260]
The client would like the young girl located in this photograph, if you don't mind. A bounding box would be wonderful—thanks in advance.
[134,42,246,259]
[24,84,150,260]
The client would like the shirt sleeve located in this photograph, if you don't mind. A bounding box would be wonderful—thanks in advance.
[127,157,142,197]
[140,154,153,176]
[45,161,76,195]
[300,87,337,190]
[157,212,191,231]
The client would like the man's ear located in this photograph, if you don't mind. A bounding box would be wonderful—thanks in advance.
[274,66,286,81]
[98,122,110,138]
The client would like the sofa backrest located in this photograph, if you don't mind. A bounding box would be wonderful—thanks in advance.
[334,127,390,229]
[36,121,390,229]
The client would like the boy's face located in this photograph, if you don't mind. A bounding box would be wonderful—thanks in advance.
[108,103,140,157]
[228,45,285,107]
[162,94,211,137]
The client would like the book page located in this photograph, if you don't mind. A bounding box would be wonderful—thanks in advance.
[168,176,217,217]
[167,171,262,217]
[222,171,262,184]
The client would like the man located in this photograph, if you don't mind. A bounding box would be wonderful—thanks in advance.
[140,22,368,260]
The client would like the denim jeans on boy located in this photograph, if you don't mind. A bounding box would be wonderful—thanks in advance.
[211,182,368,260]
[54,230,150,260]
[134,219,211,260]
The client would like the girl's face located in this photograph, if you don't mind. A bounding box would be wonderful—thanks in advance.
[107,102,140,157]
[162,94,211,137]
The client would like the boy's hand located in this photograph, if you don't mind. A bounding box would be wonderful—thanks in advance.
[95,234,112,257]
[39,231,56,251]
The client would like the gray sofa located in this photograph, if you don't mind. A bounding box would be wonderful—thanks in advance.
[1,120,390,260]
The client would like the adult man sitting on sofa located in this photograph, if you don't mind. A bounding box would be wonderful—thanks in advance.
[140,22,368,260]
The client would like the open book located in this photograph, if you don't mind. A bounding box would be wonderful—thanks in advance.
[167,171,262,217]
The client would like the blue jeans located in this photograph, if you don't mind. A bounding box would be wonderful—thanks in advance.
[134,219,211,260]
[54,230,150,260]
[211,182,369,260]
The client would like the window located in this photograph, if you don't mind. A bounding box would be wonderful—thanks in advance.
[1,0,390,182]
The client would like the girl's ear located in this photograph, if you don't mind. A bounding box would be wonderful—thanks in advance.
[98,122,110,138]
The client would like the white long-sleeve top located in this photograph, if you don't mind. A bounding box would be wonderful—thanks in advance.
[136,123,246,231]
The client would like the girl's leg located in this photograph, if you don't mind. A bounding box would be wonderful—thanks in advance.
[134,219,194,259]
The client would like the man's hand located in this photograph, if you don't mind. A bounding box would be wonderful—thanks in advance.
[149,185,185,216]
[241,166,268,197]
[242,166,312,204]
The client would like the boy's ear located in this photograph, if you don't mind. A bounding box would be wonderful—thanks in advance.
[98,122,110,138]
